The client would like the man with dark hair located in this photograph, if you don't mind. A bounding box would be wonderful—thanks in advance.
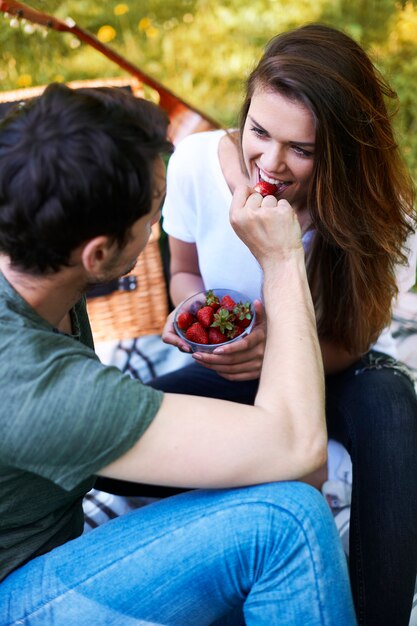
[0,83,356,625]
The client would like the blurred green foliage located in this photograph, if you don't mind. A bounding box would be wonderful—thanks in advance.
[1,0,417,183]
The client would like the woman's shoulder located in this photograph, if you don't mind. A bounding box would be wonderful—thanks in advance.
[168,129,227,177]
[174,128,226,155]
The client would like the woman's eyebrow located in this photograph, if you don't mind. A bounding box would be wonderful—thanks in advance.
[290,141,316,147]
[248,115,315,146]
[248,115,267,131]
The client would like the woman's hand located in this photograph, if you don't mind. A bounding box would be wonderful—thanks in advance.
[191,300,266,381]
[160,309,192,353]
[193,300,265,381]
[161,300,266,380]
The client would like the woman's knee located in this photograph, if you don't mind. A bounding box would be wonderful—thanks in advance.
[328,362,417,434]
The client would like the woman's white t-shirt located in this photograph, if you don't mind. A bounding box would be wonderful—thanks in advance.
[162,130,417,358]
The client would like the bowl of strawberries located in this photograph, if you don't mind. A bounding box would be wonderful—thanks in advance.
[174,288,256,353]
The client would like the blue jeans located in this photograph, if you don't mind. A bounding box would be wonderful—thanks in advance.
[0,483,356,625]
[149,351,417,626]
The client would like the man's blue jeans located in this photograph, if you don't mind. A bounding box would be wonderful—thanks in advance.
[148,350,417,625]
[0,483,357,625]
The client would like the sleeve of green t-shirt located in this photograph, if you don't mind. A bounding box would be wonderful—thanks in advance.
[6,335,164,491]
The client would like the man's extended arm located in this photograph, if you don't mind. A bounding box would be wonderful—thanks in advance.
[99,188,326,488]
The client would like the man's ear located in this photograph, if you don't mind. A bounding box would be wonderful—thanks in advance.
[80,236,116,276]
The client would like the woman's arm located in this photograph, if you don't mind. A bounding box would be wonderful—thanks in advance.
[165,236,267,371]
[168,237,204,306]
[168,235,359,378]
[159,236,206,352]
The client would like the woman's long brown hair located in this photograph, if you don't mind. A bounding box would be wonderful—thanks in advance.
[239,23,416,354]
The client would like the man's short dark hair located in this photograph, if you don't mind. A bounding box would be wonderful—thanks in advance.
[0,83,173,273]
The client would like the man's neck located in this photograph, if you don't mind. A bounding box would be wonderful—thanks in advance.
[0,255,84,331]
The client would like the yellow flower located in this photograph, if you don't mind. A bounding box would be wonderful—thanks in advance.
[97,25,117,43]
[138,17,152,31]
[16,74,32,87]
[114,4,129,16]
[146,26,159,39]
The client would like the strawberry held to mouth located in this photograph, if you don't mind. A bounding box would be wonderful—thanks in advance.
[254,180,279,197]
[254,168,292,198]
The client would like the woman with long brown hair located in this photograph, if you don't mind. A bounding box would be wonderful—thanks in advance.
[152,23,417,625]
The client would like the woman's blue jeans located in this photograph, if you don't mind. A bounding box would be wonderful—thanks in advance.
[0,483,356,625]
[148,350,417,626]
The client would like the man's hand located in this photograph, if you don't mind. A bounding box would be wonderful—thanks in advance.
[229,186,303,269]
[100,181,326,489]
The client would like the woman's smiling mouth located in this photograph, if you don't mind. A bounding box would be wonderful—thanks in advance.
[258,168,291,195]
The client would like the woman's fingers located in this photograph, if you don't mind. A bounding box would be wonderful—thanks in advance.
[161,310,192,352]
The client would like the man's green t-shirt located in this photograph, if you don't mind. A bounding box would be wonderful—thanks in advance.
[0,273,164,582]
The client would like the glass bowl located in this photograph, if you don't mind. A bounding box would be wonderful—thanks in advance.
[174,288,256,353]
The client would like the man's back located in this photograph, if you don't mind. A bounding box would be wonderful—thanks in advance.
[0,272,162,581]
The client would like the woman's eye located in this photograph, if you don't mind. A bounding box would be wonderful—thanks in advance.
[250,126,267,138]
[293,145,314,158]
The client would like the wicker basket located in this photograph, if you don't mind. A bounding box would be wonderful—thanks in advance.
[0,77,145,104]
[86,223,169,342]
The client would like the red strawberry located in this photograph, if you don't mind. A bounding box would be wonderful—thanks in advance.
[205,289,220,311]
[196,305,214,328]
[236,317,251,329]
[208,327,228,344]
[228,326,245,340]
[176,311,195,330]
[234,302,253,329]
[220,294,236,311]
[254,180,278,197]
[185,322,209,344]
[212,307,235,334]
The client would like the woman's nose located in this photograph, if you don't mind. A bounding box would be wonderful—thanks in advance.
[261,144,286,175]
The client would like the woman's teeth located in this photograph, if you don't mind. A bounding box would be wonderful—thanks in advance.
[260,172,280,184]
[259,171,287,186]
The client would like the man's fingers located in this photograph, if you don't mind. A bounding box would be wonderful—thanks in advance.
[232,184,254,206]
[261,194,278,208]
[246,191,263,208]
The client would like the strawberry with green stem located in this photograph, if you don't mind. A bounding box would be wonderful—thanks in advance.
[211,307,235,335]
[208,327,228,344]
[234,301,253,329]
[228,325,245,340]
[205,289,220,311]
